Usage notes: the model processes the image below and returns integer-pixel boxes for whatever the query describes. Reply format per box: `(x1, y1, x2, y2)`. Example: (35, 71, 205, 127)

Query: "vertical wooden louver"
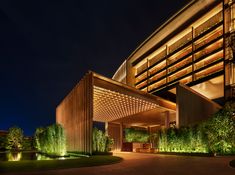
(56, 72, 93, 154)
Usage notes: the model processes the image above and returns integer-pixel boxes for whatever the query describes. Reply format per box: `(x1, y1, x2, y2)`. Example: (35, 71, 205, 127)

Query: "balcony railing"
(169, 32, 192, 54)
(149, 49, 166, 67)
(194, 40, 223, 61)
(168, 56, 192, 74)
(134, 9, 224, 93)
(195, 12, 223, 38)
(194, 28, 223, 50)
(136, 62, 148, 76)
(168, 46, 192, 65)
(195, 62, 223, 80)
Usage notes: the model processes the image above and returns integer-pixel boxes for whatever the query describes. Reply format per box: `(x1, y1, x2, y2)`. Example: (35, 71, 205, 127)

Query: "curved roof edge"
(112, 60, 127, 81)
(125, 0, 208, 64)
(126, 0, 221, 63)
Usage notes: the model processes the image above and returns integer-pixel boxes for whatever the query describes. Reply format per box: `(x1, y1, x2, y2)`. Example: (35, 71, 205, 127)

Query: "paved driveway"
(4, 152, 235, 175)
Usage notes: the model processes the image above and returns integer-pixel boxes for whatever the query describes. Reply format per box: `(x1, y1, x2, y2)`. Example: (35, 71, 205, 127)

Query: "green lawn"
(0, 155, 122, 173)
(230, 159, 235, 168)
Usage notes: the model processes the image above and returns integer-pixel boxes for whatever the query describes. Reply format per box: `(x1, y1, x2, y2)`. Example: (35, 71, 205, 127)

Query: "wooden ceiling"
(93, 86, 159, 122)
(91, 72, 176, 123)
(93, 85, 176, 124)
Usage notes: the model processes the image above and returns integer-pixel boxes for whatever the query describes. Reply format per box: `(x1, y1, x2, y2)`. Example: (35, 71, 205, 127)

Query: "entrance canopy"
(56, 71, 175, 154)
(92, 72, 176, 122)
(93, 86, 158, 122)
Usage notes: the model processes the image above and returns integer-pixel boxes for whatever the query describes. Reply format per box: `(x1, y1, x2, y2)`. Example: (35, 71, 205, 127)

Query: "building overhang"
(92, 72, 176, 122)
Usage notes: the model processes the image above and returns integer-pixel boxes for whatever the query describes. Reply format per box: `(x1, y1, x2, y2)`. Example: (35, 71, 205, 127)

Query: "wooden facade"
(56, 73, 222, 153)
(56, 71, 175, 154)
(107, 123, 121, 151)
(176, 83, 221, 127)
(56, 72, 93, 154)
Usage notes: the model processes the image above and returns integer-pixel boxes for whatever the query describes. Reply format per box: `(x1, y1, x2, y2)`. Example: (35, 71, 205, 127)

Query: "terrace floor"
(3, 152, 235, 175)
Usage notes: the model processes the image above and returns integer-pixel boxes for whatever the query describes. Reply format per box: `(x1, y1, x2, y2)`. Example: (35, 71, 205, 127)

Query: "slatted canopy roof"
(56, 71, 176, 153)
(93, 86, 159, 122)
(92, 72, 176, 122)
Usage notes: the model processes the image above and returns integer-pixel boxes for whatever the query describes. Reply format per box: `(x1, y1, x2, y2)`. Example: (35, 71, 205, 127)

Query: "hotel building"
(56, 0, 235, 154)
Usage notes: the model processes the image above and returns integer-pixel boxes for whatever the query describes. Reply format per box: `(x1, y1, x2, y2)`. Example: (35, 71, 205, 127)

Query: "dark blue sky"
(0, 0, 190, 136)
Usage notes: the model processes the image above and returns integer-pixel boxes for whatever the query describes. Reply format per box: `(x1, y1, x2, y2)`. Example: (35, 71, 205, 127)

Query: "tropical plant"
(204, 102, 235, 154)
(34, 127, 45, 151)
(34, 124, 66, 156)
(159, 128, 167, 152)
(92, 128, 113, 152)
(158, 125, 208, 153)
(5, 126, 24, 151)
(157, 101, 235, 154)
(125, 128, 149, 143)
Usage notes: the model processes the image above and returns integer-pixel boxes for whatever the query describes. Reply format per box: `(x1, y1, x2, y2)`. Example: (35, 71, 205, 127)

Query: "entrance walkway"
(4, 152, 235, 175)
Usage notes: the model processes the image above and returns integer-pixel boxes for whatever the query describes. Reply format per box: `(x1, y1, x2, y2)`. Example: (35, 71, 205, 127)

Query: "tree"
(34, 127, 45, 151)
(34, 124, 66, 156)
(5, 126, 24, 151)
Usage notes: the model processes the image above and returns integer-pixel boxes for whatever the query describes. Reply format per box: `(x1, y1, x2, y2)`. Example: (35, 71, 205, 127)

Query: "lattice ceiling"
(93, 86, 160, 122)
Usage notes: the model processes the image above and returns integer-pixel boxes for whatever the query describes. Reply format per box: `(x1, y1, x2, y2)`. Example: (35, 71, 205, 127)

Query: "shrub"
(34, 124, 66, 156)
(159, 128, 167, 152)
(157, 101, 235, 154)
(158, 125, 208, 153)
(125, 128, 149, 143)
(204, 102, 235, 154)
(34, 127, 45, 151)
(92, 128, 113, 153)
(5, 126, 24, 151)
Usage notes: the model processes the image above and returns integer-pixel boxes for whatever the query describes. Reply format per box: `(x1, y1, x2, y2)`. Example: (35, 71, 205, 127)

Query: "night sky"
(0, 0, 190, 136)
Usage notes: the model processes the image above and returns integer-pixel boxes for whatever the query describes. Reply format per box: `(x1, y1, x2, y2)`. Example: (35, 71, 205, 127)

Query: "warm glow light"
(112, 60, 127, 83)
(192, 3, 222, 29)
(93, 86, 159, 122)
(7, 152, 22, 161)
(191, 75, 224, 99)
(132, 2, 224, 95)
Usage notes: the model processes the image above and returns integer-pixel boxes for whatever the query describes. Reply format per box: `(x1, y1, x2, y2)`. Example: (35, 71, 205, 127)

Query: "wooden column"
(105, 122, 108, 136)
(107, 122, 121, 151)
(165, 111, 170, 128)
(120, 122, 123, 151)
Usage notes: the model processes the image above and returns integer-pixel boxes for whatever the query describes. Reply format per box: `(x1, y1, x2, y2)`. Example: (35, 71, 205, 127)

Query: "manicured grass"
(0, 155, 122, 173)
(229, 159, 235, 168)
